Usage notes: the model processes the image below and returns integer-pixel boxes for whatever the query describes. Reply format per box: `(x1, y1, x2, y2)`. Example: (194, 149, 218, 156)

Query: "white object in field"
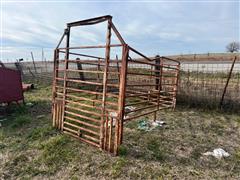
(152, 120, 166, 127)
(108, 112, 117, 127)
(106, 112, 129, 127)
(125, 106, 136, 113)
(203, 148, 230, 159)
(26, 102, 34, 107)
(0, 118, 7, 122)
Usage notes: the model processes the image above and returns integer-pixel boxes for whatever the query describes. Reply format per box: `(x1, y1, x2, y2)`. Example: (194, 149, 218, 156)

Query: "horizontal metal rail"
(56, 77, 119, 87)
(63, 130, 100, 147)
(59, 86, 118, 98)
(124, 109, 160, 122)
(65, 115, 100, 129)
(65, 93, 118, 106)
(64, 121, 99, 137)
(65, 105, 102, 118)
(58, 44, 122, 50)
(59, 50, 105, 60)
(125, 104, 158, 114)
(65, 110, 101, 125)
(64, 99, 118, 113)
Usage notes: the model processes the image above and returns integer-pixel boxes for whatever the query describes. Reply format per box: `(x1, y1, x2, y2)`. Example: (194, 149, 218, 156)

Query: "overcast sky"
(0, 0, 239, 62)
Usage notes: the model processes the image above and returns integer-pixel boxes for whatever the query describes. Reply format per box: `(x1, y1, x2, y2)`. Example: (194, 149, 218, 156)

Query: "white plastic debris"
(0, 118, 7, 122)
(152, 120, 166, 127)
(138, 120, 166, 131)
(108, 112, 117, 127)
(203, 148, 230, 159)
(125, 106, 136, 114)
(26, 102, 34, 107)
(36, 115, 45, 119)
(106, 112, 128, 127)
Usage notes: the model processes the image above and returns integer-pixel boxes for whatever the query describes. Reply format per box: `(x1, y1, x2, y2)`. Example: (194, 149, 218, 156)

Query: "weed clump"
(119, 145, 128, 156)
(112, 157, 128, 177)
(27, 126, 56, 141)
(11, 115, 31, 128)
(147, 139, 166, 161)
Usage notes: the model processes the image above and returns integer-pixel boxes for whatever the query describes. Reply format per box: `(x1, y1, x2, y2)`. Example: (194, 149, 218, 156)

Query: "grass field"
(0, 85, 240, 179)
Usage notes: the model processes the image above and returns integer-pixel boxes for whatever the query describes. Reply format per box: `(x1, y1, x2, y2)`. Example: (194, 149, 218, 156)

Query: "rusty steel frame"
(52, 15, 180, 155)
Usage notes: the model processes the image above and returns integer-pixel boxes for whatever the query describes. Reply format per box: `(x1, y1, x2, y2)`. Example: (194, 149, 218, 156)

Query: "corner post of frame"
(173, 62, 180, 109)
(114, 44, 129, 155)
(155, 55, 161, 90)
(100, 17, 112, 150)
(154, 55, 161, 121)
(61, 27, 71, 131)
(52, 48, 59, 127)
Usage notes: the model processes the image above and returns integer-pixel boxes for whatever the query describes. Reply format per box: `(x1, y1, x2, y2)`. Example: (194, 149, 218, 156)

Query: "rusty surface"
(51, 15, 180, 155)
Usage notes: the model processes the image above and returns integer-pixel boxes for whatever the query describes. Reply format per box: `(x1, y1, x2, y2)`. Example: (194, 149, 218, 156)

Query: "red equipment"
(0, 66, 24, 104)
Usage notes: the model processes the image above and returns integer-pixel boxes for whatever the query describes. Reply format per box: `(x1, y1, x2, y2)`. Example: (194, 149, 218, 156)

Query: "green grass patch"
(111, 157, 128, 178)
(118, 145, 128, 156)
(10, 115, 32, 128)
(37, 135, 77, 174)
(147, 139, 167, 161)
(27, 126, 57, 141)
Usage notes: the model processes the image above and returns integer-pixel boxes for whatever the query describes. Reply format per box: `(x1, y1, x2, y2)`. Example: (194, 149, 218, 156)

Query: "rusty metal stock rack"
(52, 15, 180, 155)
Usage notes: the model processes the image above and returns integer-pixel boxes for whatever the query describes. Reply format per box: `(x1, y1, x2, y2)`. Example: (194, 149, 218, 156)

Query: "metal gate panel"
(51, 15, 180, 155)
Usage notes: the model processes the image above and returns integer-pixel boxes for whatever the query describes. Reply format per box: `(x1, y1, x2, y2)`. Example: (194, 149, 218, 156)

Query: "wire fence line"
(2, 57, 240, 111)
(178, 58, 240, 111)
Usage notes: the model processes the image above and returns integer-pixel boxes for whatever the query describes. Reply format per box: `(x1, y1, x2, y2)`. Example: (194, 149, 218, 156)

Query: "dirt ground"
(0, 85, 239, 179)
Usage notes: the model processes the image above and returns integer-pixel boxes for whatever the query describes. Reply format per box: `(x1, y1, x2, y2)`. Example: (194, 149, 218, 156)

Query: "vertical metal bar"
(52, 49, 59, 127)
(108, 117, 113, 152)
(104, 116, 109, 150)
(56, 102, 59, 128)
(61, 27, 70, 131)
(53, 103, 56, 127)
(173, 63, 180, 109)
(156, 57, 163, 112)
(76, 58, 85, 80)
(219, 56, 237, 108)
(114, 44, 128, 155)
(100, 18, 112, 150)
(159, 58, 163, 91)
(94, 58, 101, 107)
(155, 55, 161, 89)
(45, 58, 48, 73)
(116, 55, 120, 83)
(153, 111, 157, 121)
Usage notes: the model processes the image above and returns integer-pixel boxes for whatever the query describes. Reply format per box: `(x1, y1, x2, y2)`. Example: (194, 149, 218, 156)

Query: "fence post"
(61, 27, 70, 131)
(219, 56, 237, 109)
(155, 55, 161, 90)
(31, 52, 37, 74)
(52, 49, 59, 127)
(114, 44, 128, 155)
(76, 58, 85, 81)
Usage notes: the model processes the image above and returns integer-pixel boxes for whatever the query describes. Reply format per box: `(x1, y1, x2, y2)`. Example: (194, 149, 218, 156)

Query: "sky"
(0, 0, 239, 62)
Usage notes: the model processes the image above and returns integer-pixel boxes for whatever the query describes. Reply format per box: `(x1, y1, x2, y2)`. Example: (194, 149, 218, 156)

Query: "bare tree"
(226, 41, 240, 53)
